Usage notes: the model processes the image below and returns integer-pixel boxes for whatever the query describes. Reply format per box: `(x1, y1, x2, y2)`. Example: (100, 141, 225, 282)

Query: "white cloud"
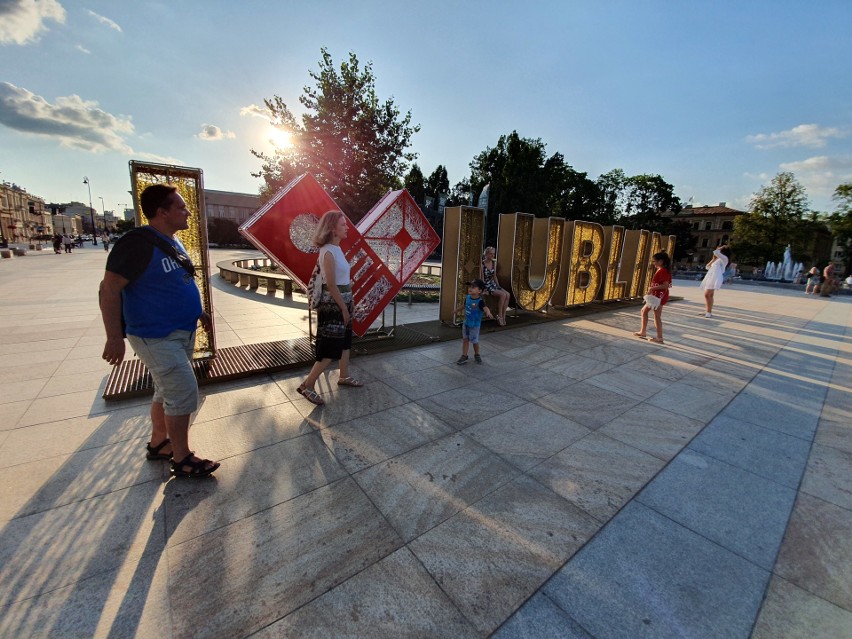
(779, 155, 852, 204)
(85, 8, 121, 32)
(0, 81, 134, 153)
(0, 0, 66, 45)
(75, 43, 90, 54)
(134, 151, 184, 165)
(197, 123, 236, 141)
(746, 124, 846, 150)
(240, 104, 271, 122)
(744, 172, 771, 181)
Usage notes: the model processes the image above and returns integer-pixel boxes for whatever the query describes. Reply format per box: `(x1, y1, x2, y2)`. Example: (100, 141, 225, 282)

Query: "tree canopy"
(251, 48, 419, 221)
(828, 183, 852, 273)
(733, 172, 827, 265)
(466, 131, 682, 244)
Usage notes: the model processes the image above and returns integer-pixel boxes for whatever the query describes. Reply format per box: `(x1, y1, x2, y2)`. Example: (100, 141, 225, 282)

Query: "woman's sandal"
(497, 315, 506, 326)
(632, 332, 647, 338)
(648, 337, 665, 344)
(170, 453, 220, 478)
(337, 377, 364, 387)
(146, 438, 172, 460)
(297, 384, 325, 405)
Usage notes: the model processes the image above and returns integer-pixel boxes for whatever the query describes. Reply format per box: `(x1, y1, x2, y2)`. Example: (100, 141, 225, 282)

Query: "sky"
(1, 0, 851, 217)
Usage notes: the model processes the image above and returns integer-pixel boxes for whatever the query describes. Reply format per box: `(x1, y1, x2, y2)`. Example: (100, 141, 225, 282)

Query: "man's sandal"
(337, 377, 364, 387)
(170, 453, 220, 478)
(146, 438, 172, 460)
(297, 385, 325, 405)
(648, 337, 665, 344)
(632, 332, 647, 339)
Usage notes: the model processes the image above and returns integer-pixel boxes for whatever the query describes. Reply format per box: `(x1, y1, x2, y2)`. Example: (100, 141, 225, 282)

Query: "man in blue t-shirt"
(99, 184, 219, 478)
(453, 278, 494, 365)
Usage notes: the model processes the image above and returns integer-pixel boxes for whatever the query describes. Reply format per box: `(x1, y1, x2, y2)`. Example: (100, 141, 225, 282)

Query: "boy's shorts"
(462, 325, 481, 344)
(127, 330, 199, 415)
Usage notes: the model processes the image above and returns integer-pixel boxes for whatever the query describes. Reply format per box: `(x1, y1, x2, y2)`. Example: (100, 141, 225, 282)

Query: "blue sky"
(1, 0, 850, 217)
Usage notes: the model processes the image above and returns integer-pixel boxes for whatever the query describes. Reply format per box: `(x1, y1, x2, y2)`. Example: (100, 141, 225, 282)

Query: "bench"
(217, 258, 294, 297)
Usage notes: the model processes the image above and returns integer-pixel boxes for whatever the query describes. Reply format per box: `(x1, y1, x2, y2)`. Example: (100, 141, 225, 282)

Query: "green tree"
(828, 183, 852, 273)
(251, 48, 420, 221)
(735, 172, 809, 264)
(593, 169, 627, 224)
(404, 164, 426, 209)
(621, 174, 682, 230)
(542, 154, 601, 222)
(469, 131, 558, 242)
(425, 165, 450, 202)
(115, 219, 136, 234)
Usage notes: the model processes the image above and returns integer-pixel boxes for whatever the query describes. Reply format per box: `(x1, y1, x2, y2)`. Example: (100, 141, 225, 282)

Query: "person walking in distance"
(99, 184, 219, 478)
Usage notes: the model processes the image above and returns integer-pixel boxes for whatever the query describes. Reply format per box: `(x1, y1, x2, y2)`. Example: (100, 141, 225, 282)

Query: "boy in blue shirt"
(454, 279, 494, 364)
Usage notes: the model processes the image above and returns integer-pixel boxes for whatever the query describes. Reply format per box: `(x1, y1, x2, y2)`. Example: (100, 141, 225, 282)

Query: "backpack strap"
(125, 227, 195, 276)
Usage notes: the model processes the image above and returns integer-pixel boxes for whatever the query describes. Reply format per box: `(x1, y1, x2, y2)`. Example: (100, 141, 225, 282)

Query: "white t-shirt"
(318, 244, 350, 287)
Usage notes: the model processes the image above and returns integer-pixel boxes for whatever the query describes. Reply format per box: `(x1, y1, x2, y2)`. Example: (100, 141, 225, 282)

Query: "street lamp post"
(82, 177, 97, 245)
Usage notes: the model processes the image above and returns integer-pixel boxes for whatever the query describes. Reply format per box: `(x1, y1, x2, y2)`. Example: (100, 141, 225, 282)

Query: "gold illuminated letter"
(565, 221, 605, 306)
(496, 213, 564, 312)
(601, 225, 627, 301)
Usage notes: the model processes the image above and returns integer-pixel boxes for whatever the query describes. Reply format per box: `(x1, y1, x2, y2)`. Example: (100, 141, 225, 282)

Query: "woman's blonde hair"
(483, 246, 496, 258)
(313, 210, 345, 247)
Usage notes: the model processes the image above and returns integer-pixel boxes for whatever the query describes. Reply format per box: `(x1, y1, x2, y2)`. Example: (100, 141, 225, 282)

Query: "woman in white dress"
(700, 245, 732, 318)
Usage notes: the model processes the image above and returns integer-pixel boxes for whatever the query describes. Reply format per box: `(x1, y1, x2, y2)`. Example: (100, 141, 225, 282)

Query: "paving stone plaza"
(1, 245, 850, 638)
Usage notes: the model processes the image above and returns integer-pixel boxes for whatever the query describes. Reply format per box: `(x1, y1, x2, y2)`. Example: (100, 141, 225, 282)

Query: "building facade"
(51, 214, 83, 236)
(663, 203, 745, 266)
(1, 182, 52, 245)
(204, 189, 261, 225)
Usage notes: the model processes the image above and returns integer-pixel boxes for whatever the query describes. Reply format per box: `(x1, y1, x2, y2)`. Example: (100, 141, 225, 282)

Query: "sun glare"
(267, 126, 293, 149)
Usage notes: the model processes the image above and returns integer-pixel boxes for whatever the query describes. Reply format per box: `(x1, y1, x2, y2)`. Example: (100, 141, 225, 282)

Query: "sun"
(267, 126, 293, 149)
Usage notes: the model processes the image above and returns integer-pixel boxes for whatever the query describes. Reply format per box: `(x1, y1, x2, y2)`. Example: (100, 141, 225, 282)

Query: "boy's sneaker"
(456, 355, 469, 365)
(474, 354, 482, 364)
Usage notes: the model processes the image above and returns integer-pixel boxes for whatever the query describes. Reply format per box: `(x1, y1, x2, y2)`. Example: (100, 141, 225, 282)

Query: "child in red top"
(634, 251, 672, 344)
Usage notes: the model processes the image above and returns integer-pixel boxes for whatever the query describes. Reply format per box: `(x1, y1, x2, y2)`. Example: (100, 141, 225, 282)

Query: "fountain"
(762, 245, 804, 282)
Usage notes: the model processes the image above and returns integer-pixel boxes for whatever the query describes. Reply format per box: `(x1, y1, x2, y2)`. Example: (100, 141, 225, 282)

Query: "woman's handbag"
(643, 294, 661, 310)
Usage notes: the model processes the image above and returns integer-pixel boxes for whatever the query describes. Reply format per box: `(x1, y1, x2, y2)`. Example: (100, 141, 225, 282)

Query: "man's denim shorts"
(462, 325, 481, 344)
(127, 330, 198, 415)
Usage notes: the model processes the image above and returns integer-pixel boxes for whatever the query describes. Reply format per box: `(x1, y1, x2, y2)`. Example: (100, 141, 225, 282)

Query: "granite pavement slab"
(599, 403, 705, 461)
(319, 402, 455, 473)
(528, 431, 665, 522)
(752, 575, 852, 639)
(774, 492, 852, 610)
(415, 383, 527, 430)
(409, 474, 600, 634)
(688, 413, 812, 489)
(252, 547, 478, 639)
(543, 500, 770, 639)
(463, 403, 590, 470)
(534, 381, 639, 430)
(164, 431, 348, 546)
(492, 593, 593, 639)
(166, 478, 402, 639)
(637, 449, 797, 569)
(353, 432, 519, 542)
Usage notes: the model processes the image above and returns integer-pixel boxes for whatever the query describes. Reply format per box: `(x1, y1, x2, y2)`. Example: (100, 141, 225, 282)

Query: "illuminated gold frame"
(440, 206, 485, 325)
(601, 225, 628, 301)
(129, 161, 215, 360)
